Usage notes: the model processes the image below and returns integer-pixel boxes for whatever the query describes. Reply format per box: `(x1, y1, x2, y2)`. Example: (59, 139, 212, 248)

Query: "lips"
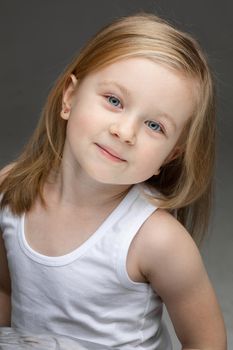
(95, 143, 126, 162)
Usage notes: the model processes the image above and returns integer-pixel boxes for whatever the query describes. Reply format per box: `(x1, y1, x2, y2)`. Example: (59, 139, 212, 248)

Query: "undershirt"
(0, 184, 172, 349)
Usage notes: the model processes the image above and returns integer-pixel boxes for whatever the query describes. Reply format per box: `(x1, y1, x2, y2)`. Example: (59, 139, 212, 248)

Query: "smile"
(95, 143, 126, 162)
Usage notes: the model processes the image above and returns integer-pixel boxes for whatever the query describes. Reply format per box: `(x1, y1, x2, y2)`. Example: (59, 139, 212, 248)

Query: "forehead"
(87, 57, 196, 97)
(88, 57, 194, 85)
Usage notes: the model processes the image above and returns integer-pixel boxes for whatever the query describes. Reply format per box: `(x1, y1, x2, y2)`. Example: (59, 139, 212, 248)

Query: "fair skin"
(0, 164, 13, 326)
(0, 228, 11, 326)
(0, 58, 227, 349)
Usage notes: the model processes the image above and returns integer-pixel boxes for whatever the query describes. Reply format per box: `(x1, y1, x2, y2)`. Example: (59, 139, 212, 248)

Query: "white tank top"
(0, 184, 172, 349)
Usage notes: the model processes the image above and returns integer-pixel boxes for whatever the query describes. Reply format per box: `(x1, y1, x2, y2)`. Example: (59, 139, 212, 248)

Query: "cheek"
(137, 139, 177, 177)
(139, 140, 172, 163)
(67, 108, 96, 137)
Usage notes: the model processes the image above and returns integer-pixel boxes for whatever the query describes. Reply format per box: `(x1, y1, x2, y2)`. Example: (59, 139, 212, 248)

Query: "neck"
(45, 162, 132, 210)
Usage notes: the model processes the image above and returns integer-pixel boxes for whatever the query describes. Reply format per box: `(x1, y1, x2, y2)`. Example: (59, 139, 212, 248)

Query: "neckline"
(18, 185, 140, 266)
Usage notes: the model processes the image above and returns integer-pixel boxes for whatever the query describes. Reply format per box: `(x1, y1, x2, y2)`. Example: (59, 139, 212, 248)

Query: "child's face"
(61, 57, 196, 186)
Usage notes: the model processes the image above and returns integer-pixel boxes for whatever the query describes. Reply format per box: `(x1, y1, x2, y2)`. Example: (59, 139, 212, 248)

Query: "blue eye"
(107, 95, 122, 108)
(145, 120, 163, 133)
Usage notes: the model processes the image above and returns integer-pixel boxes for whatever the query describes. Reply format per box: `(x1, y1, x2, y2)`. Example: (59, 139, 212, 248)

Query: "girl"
(0, 13, 227, 350)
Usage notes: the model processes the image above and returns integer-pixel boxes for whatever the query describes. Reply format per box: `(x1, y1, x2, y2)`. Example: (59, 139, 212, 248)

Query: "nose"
(109, 119, 136, 145)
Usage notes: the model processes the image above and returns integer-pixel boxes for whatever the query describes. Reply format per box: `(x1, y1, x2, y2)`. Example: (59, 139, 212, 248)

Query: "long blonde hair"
(0, 13, 216, 244)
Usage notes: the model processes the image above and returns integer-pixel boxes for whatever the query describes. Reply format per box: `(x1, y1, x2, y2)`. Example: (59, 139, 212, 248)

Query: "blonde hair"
(0, 13, 216, 244)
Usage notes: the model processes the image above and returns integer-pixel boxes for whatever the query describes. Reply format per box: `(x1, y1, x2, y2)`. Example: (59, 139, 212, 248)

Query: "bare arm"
(0, 164, 14, 326)
(0, 228, 11, 326)
(138, 209, 227, 350)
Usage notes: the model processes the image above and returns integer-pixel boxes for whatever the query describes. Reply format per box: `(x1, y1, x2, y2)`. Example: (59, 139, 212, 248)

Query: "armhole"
(116, 202, 157, 291)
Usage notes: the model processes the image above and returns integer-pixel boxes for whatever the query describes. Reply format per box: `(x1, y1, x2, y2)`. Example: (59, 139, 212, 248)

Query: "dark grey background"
(0, 1, 232, 348)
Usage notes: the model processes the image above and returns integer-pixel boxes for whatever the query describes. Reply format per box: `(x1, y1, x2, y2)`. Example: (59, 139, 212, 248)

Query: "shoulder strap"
(115, 190, 157, 290)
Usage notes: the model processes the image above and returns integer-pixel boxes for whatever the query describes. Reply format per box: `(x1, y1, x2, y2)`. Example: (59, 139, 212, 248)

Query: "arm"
(138, 209, 227, 350)
(0, 228, 11, 326)
(0, 164, 14, 326)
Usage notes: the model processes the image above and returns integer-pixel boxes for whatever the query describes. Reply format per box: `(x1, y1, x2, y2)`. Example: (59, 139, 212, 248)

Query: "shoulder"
(137, 208, 205, 297)
(138, 208, 197, 256)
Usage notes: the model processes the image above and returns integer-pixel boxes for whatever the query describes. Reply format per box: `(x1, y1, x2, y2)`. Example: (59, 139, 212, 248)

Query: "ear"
(165, 146, 183, 163)
(61, 74, 78, 120)
(154, 146, 183, 176)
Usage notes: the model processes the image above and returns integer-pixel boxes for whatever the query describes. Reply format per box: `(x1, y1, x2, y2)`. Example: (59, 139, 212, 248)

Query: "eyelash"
(145, 120, 165, 134)
(106, 94, 122, 108)
(105, 94, 165, 134)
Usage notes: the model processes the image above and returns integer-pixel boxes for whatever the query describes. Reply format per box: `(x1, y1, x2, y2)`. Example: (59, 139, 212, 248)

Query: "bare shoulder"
(138, 208, 204, 296)
(139, 208, 199, 260)
(0, 163, 16, 184)
(141, 207, 193, 245)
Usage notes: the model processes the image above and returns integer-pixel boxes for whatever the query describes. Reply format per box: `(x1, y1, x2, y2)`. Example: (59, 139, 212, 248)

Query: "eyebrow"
(98, 80, 177, 131)
(98, 80, 131, 97)
(158, 112, 177, 132)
